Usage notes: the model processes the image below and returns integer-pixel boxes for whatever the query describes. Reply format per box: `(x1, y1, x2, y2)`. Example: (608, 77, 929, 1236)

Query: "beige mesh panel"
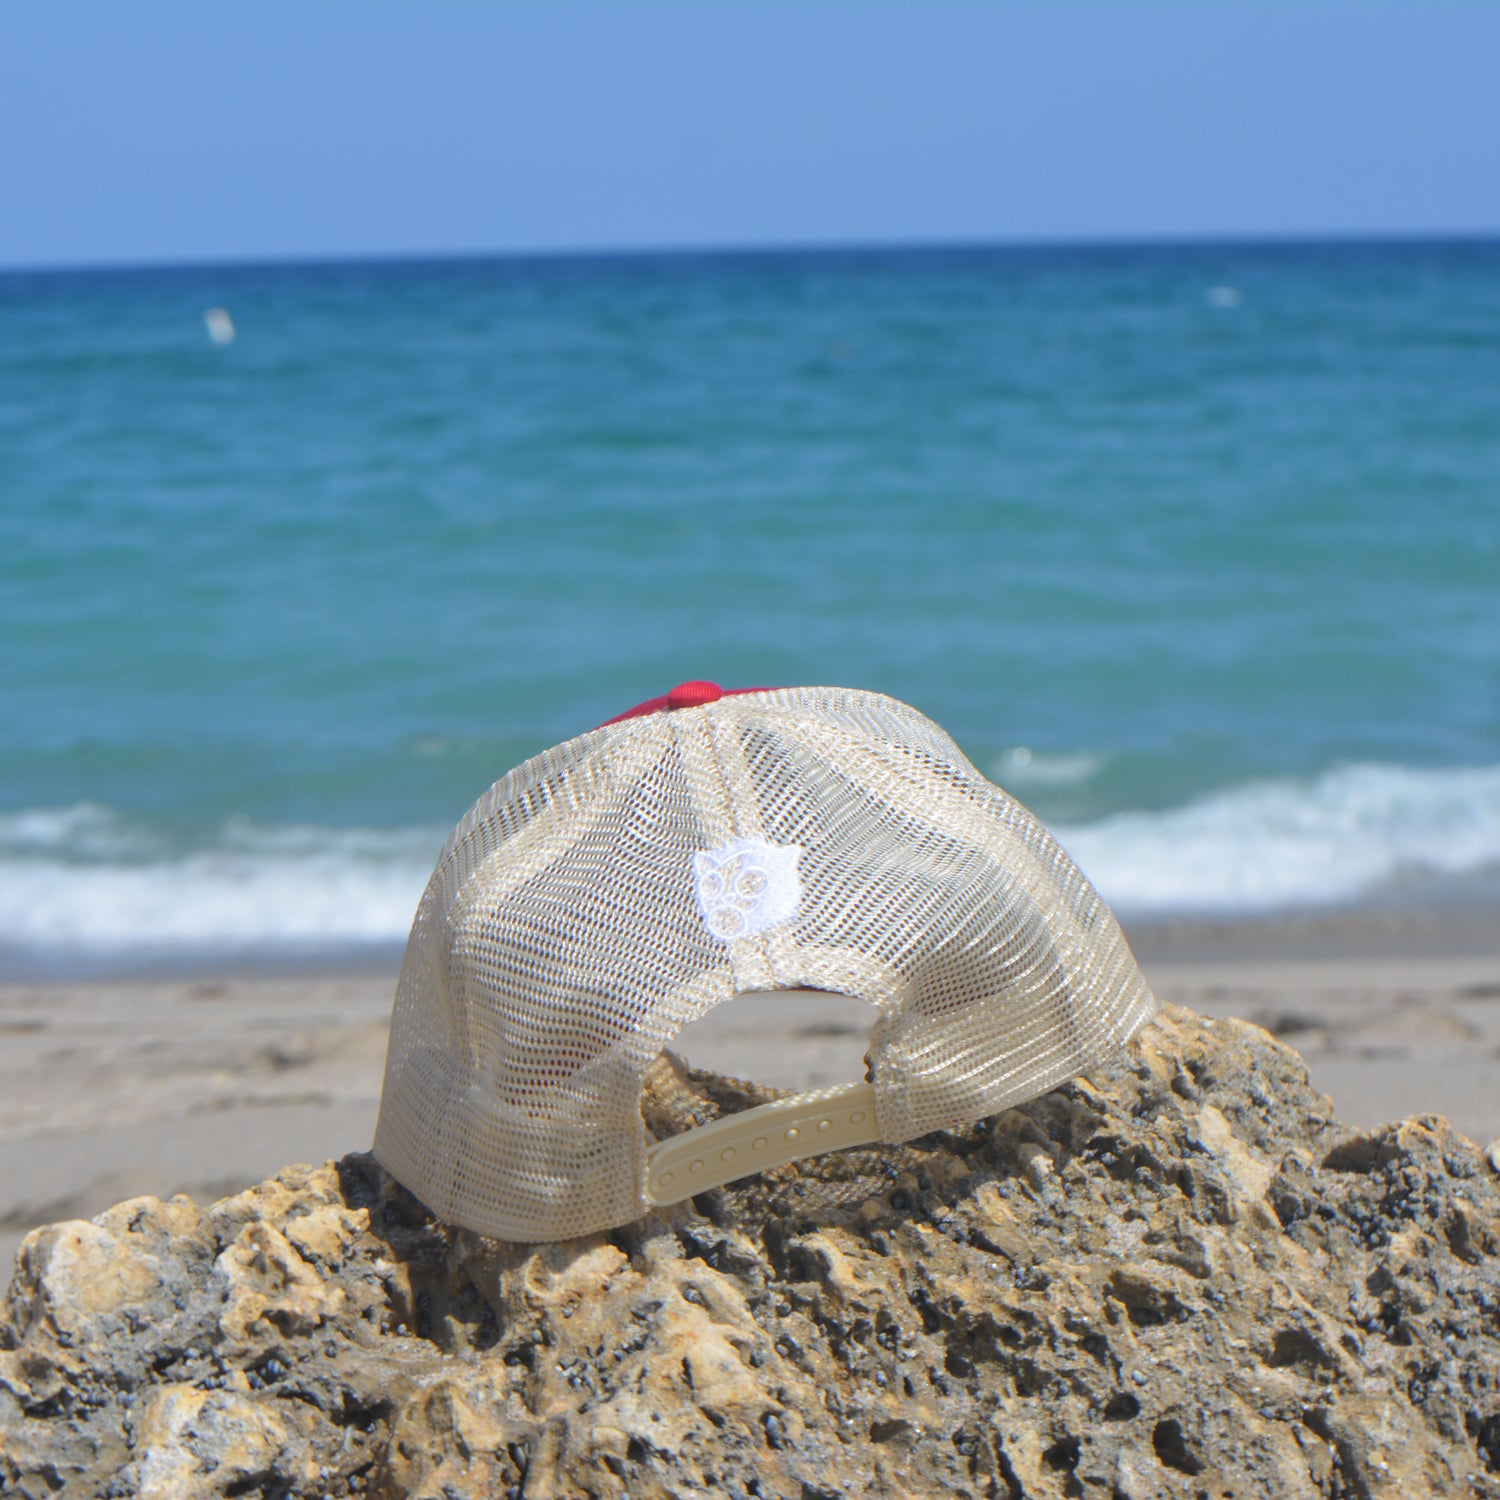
(374, 687, 1156, 1242)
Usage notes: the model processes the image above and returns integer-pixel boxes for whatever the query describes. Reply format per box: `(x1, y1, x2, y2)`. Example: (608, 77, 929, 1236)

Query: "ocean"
(2, 240, 1497, 975)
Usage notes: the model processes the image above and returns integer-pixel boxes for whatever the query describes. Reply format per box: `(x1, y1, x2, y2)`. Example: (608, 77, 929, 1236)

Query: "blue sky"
(4, 1, 1498, 269)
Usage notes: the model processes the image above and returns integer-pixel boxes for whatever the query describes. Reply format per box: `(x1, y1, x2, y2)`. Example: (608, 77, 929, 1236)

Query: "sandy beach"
(4, 910, 1499, 1275)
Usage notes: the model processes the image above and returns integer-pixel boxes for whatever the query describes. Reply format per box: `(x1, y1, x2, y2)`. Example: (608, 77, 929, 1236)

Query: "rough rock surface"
(4, 1004, 1500, 1499)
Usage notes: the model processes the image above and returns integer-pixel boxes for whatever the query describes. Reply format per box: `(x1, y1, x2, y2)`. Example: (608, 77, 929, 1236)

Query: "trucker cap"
(374, 683, 1156, 1242)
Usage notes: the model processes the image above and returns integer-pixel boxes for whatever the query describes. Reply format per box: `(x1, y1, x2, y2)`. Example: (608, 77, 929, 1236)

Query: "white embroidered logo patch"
(692, 838, 802, 941)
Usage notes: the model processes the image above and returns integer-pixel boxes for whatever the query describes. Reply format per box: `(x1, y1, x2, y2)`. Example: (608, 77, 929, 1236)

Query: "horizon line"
(5, 226, 1500, 280)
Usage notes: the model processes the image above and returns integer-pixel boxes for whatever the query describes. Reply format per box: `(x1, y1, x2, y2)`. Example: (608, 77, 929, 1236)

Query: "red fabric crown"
(598, 681, 775, 728)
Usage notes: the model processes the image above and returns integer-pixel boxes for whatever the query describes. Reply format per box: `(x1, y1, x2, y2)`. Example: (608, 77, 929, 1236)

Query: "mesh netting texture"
(373, 687, 1156, 1241)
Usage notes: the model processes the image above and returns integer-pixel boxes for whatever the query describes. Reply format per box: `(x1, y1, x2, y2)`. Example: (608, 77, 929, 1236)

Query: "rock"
(134, 1384, 327, 1500)
(3, 1004, 1500, 1499)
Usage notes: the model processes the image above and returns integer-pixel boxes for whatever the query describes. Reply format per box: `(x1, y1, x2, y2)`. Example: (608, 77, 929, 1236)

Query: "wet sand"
(4, 911, 1499, 1274)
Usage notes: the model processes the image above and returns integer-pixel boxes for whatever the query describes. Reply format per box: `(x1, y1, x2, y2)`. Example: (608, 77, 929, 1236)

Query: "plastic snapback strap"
(644, 1081, 881, 1205)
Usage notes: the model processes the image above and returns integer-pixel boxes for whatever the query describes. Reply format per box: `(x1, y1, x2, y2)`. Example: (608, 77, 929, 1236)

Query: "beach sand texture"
(4, 918, 1499, 1277)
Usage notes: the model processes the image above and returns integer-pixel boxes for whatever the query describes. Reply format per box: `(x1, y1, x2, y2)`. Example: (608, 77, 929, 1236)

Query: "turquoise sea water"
(2, 241, 1498, 973)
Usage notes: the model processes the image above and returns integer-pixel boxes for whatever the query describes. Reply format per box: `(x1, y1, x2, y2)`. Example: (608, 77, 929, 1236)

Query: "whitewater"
(1, 757, 1496, 972)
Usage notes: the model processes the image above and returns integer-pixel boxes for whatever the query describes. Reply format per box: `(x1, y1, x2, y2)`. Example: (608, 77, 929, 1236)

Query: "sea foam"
(1055, 760, 1500, 917)
(0, 808, 440, 967)
(1, 760, 1497, 968)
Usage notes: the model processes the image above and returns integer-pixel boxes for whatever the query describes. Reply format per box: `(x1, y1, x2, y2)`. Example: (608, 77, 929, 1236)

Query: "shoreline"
(4, 904, 1499, 1275)
(5, 894, 1500, 984)
(1125, 897, 1500, 964)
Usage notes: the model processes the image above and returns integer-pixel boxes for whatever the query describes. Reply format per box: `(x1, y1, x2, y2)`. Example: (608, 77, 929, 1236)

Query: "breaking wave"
(2, 760, 1497, 969)
(1055, 760, 1500, 917)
